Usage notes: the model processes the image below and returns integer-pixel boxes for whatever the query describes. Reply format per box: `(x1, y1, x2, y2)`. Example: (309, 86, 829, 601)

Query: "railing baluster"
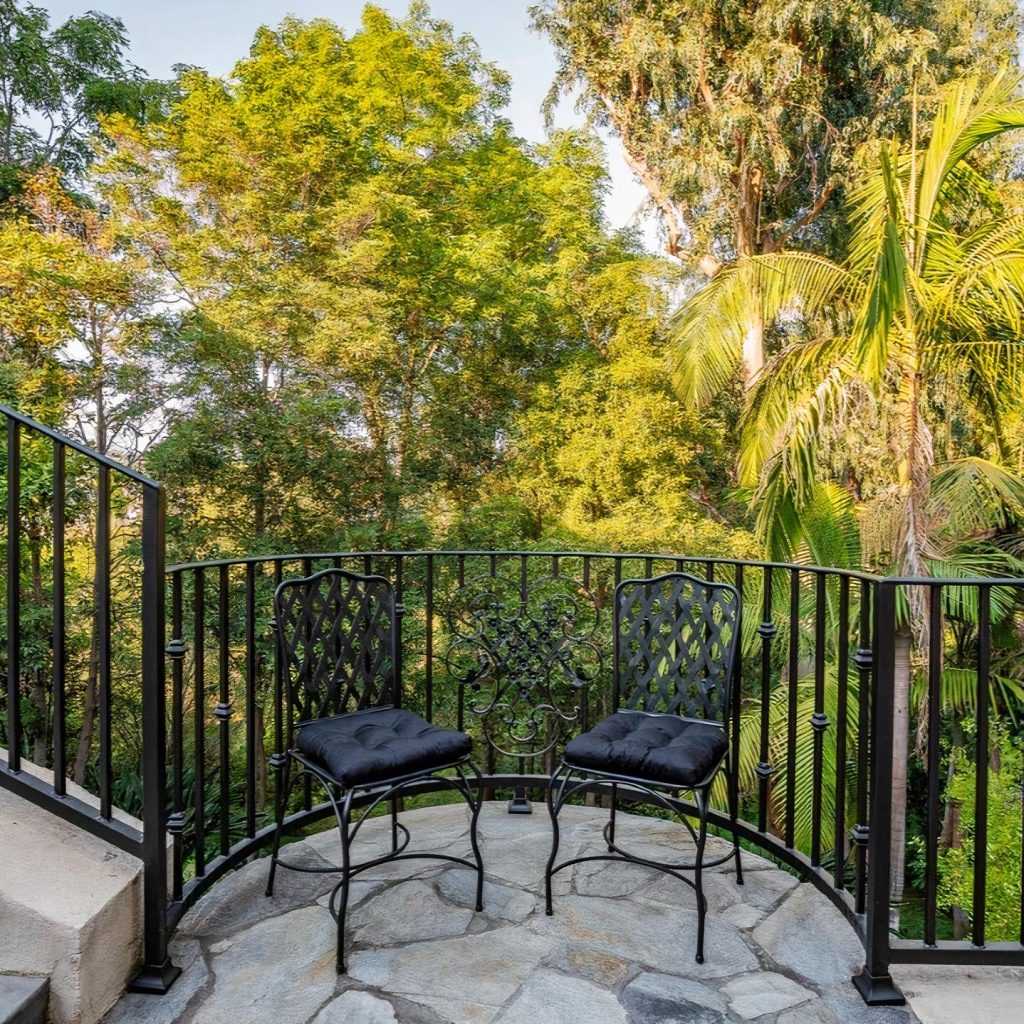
(730, 563, 743, 838)
(973, 585, 990, 948)
(756, 566, 775, 833)
(245, 563, 257, 839)
(52, 442, 66, 792)
(270, 560, 286, 818)
(811, 572, 828, 866)
(168, 571, 185, 901)
(193, 568, 206, 877)
(923, 583, 942, 945)
(425, 554, 434, 723)
(834, 575, 850, 890)
(216, 564, 231, 855)
(5, 418, 21, 771)
(97, 464, 112, 820)
(786, 568, 799, 848)
(854, 580, 872, 915)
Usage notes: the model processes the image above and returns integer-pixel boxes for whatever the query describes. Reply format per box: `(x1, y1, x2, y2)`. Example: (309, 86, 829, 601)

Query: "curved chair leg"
(265, 756, 295, 898)
(607, 781, 618, 852)
(334, 788, 355, 974)
(544, 764, 566, 916)
(694, 787, 709, 964)
(390, 795, 400, 853)
(455, 762, 486, 912)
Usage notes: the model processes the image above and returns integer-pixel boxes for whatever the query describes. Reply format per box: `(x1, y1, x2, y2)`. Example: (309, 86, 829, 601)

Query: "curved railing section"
(4, 406, 1023, 1004)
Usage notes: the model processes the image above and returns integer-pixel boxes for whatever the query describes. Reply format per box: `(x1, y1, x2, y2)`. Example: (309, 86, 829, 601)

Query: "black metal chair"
(543, 571, 743, 963)
(265, 567, 485, 972)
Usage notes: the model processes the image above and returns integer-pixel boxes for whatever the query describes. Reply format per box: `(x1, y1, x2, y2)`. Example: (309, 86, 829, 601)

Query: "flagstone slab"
(526, 894, 758, 979)
(349, 879, 475, 946)
(437, 868, 536, 923)
(312, 990, 400, 1023)
(190, 906, 337, 1024)
(753, 885, 864, 985)
(346, 926, 558, 1023)
(495, 969, 626, 1024)
(179, 843, 339, 939)
(721, 971, 816, 1020)
(620, 971, 729, 1023)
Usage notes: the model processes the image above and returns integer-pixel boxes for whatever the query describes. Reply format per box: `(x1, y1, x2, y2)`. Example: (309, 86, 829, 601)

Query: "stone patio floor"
(103, 802, 923, 1024)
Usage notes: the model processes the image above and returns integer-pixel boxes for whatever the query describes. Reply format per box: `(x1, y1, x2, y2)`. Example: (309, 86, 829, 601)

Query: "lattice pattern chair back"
(614, 572, 740, 721)
(274, 568, 398, 731)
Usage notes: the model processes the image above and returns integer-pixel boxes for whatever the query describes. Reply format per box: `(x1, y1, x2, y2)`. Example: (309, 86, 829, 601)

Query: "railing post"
(129, 482, 181, 993)
(853, 578, 905, 1005)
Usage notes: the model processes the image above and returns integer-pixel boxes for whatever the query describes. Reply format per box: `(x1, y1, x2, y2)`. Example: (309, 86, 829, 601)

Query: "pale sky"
(44, 0, 657, 245)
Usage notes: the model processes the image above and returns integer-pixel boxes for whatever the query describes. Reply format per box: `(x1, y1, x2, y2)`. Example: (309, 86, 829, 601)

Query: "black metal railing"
(2, 406, 1023, 1003)
(0, 403, 174, 991)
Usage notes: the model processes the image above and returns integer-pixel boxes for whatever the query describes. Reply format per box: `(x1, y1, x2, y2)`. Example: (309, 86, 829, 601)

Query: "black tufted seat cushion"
(564, 710, 727, 788)
(296, 706, 472, 787)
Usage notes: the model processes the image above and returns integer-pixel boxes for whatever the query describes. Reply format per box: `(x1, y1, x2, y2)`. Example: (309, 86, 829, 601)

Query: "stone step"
(0, 974, 48, 1024)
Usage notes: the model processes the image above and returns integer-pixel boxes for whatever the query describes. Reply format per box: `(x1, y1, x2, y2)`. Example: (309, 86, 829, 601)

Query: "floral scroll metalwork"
(444, 572, 603, 764)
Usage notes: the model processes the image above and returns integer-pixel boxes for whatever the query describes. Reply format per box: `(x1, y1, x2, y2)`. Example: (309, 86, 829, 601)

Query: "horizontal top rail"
(165, 549, 886, 582)
(0, 403, 162, 489)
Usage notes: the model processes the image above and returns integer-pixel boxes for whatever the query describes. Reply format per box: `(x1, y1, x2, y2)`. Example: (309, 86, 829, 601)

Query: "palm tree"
(671, 71, 1024, 921)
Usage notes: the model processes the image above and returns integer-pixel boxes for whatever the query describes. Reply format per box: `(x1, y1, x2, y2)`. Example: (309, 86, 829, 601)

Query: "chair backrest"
(273, 568, 399, 733)
(614, 571, 740, 723)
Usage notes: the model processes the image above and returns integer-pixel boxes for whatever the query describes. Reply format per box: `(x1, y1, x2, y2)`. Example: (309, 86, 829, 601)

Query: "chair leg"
(607, 781, 618, 852)
(694, 787, 709, 964)
(544, 764, 565, 916)
(466, 764, 485, 912)
(331, 789, 355, 974)
(265, 757, 294, 898)
(390, 795, 399, 853)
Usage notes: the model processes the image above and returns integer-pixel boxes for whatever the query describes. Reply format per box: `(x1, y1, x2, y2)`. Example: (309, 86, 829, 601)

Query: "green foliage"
(0, 0, 170, 197)
(672, 72, 1024, 579)
(938, 726, 1023, 941)
(531, 0, 1020, 266)
(96, 6, 652, 558)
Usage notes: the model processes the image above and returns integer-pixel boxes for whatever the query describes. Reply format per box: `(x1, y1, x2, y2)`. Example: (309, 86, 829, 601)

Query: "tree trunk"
(73, 623, 100, 785)
(889, 624, 913, 929)
(741, 315, 764, 386)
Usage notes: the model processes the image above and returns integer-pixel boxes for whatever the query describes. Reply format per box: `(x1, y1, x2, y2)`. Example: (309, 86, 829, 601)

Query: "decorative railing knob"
(757, 622, 777, 640)
(851, 823, 870, 848)
(213, 702, 233, 721)
(810, 712, 830, 733)
(854, 647, 873, 671)
(166, 810, 186, 835)
(165, 637, 186, 660)
(755, 761, 773, 780)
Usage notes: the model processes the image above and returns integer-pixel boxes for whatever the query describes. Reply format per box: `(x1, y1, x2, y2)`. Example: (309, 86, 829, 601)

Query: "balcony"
(2, 406, 1023, 1023)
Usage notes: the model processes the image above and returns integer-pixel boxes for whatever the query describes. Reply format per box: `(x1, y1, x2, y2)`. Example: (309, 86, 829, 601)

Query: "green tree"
(0, 0, 168, 198)
(99, 6, 630, 554)
(531, 0, 1020, 383)
(486, 255, 754, 555)
(938, 726, 1022, 941)
(670, 71, 1024, 915)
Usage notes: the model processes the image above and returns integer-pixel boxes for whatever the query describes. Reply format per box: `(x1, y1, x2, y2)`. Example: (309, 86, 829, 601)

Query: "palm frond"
(917, 70, 1024, 232)
(669, 253, 855, 406)
(930, 458, 1024, 537)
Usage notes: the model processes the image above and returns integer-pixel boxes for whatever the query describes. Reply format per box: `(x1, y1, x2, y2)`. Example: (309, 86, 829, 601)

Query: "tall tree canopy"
(532, 0, 1021, 381)
(0, 0, 169, 198)
(98, 5, 648, 556)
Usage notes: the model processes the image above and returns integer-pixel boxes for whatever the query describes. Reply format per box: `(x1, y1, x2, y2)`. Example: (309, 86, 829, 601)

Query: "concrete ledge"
(0, 974, 48, 1024)
(0, 759, 148, 1024)
(892, 964, 1024, 1024)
